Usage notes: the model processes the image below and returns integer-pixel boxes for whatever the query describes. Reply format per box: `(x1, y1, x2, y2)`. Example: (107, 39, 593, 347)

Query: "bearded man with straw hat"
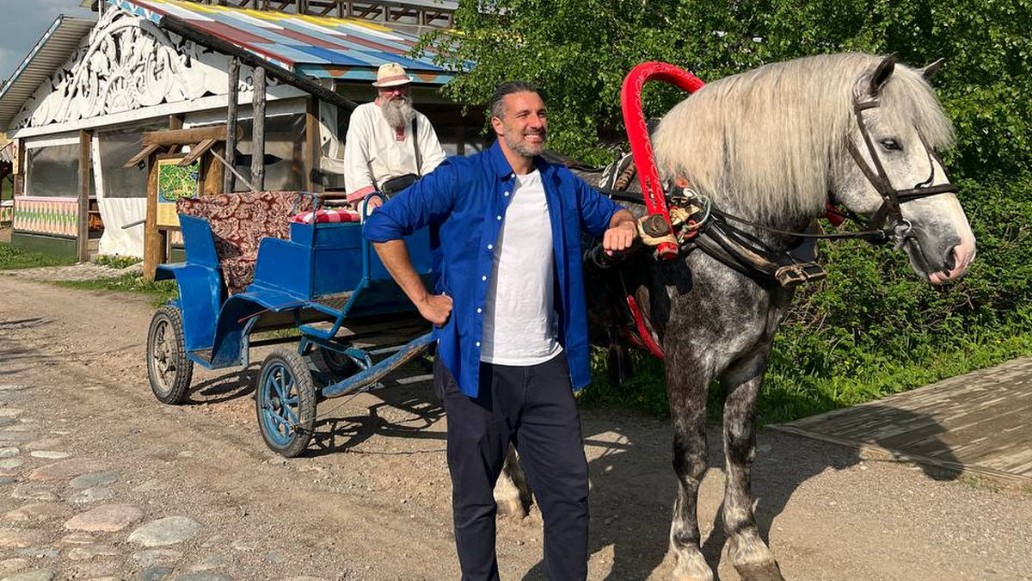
(343, 62, 446, 206)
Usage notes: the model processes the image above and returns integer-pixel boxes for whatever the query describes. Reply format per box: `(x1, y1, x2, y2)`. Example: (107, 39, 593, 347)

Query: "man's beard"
(505, 128, 547, 158)
(381, 96, 415, 129)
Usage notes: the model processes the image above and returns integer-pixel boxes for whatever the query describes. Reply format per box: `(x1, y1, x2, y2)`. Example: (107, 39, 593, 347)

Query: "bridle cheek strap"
(846, 97, 958, 232)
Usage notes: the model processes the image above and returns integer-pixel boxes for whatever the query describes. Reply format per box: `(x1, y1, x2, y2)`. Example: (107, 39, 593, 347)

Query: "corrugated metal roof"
(111, 0, 460, 83)
(0, 16, 96, 132)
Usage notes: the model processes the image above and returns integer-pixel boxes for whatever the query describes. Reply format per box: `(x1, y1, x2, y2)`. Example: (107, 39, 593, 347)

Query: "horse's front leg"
(721, 347, 784, 581)
(667, 349, 714, 581)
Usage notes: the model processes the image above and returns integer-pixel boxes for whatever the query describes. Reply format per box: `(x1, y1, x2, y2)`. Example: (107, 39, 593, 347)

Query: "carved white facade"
(10, 6, 302, 135)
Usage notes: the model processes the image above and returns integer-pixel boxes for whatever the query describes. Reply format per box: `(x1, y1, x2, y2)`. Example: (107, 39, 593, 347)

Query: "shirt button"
(481, 275, 487, 281)
(487, 244, 493, 250)
(477, 308, 482, 314)
(496, 215, 502, 221)
(475, 341, 481, 347)
(504, 191, 510, 197)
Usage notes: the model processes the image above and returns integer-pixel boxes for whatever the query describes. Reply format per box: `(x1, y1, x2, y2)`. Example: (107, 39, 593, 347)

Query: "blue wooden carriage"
(146, 191, 433, 457)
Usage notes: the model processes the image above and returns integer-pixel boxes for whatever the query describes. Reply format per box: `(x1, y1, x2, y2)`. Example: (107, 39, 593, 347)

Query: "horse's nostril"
(943, 246, 957, 273)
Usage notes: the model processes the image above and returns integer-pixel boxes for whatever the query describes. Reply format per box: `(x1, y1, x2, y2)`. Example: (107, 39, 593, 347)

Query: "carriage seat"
(176, 191, 313, 294)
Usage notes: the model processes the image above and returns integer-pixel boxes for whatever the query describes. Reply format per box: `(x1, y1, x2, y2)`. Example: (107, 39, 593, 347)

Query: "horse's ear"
(919, 58, 946, 81)
(869, 55, 897, 97)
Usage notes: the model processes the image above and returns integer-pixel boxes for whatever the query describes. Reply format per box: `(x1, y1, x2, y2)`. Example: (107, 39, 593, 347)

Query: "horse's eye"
(880, 138, 902, 151)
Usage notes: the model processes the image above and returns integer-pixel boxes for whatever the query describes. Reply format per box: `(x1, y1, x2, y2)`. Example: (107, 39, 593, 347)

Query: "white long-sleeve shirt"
(342, 101, 446, 202)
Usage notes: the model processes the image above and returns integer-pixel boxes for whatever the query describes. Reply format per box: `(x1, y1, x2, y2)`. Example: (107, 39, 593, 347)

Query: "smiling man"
(364, 81, 637, 581)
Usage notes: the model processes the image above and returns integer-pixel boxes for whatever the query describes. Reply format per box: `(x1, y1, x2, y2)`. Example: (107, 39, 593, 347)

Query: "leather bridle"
(844, 93, 958, 236)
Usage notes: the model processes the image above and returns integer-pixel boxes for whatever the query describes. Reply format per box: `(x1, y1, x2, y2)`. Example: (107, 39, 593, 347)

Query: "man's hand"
(602, 219, 638, 255)
(416, 293, 453, 326)
(363, 196, 384, 212)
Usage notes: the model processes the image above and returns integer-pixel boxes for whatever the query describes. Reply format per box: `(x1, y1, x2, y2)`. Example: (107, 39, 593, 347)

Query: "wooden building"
(0, 0, 477, 260)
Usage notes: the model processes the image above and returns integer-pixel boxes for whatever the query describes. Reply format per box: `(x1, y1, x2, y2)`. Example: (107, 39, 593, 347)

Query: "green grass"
(759, 331, 1032, 424)
(93, 254, 142, 269)
(0, 241, 75, 270)
(579, 329, 1032, 425)
(55, 274, 178, 307)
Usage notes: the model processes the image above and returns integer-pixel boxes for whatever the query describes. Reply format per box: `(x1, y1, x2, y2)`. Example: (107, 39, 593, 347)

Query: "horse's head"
(834, 56, 976, 285)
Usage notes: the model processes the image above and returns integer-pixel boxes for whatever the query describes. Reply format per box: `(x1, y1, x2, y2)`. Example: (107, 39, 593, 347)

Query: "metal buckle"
(774, 262, 827, 288)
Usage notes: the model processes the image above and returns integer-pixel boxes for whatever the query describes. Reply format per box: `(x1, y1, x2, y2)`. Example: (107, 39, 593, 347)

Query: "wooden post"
(13, 140, 24, 198)
(251, 66, 266, 191)
(76, 130, 92, 263)
(225, 57, 239, 194)
(305, 96, 321, 192)
(143, 153, 161, 280)
(203, 143, 225, 196)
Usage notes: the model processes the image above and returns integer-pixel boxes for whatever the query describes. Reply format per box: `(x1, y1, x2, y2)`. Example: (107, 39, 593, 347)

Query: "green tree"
(419, 0, 1032, 419)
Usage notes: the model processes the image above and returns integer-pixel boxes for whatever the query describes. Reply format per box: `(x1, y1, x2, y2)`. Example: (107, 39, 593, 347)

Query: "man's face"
(378, 85, 415, 129)
(377, 85, 410, 103)
(492, 91, 547, 158)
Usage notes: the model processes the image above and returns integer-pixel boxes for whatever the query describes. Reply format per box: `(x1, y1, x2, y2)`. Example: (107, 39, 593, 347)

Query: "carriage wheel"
(256, 349, 317, 457)
(309, 346, 361, 382)
(147, 306, 194, 405)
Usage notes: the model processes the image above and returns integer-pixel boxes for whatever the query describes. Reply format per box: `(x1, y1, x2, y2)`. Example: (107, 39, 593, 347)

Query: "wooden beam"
(143, 126, 239, 147)
(305, 96, 321, 192)
(124, 144, 162, 169)
(76, 130, 92, 263)
(251, 66, 267, 192)
(179, 138, 218, 167)
(224, 57, 240, 194)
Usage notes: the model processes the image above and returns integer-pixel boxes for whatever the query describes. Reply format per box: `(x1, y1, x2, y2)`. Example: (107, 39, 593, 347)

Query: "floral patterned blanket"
(176, 192, 312, 294)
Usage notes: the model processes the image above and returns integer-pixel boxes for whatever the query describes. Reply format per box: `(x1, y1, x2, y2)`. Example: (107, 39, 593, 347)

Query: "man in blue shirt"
(364, 81, 636, 580)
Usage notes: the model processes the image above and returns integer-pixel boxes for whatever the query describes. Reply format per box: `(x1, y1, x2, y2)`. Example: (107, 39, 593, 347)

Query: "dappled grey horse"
(494, 53, 975, 581)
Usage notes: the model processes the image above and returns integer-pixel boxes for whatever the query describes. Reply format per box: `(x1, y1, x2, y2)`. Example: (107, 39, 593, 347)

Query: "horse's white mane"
(652, 53, 954, 223)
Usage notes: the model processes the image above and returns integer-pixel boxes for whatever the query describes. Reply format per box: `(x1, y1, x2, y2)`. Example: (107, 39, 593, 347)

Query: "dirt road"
(0, 272, 1029, 581)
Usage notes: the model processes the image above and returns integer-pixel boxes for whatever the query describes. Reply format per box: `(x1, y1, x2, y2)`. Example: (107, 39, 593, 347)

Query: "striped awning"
(110, 0, 460, 84)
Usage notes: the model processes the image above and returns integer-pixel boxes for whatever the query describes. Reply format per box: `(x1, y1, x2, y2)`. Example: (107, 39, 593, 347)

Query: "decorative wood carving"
(10, 7, 280, 131)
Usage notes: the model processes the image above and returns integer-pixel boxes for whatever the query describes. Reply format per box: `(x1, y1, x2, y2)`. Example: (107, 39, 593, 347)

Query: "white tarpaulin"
(94, 129, 150, 257)
(97, 197, 146, 257)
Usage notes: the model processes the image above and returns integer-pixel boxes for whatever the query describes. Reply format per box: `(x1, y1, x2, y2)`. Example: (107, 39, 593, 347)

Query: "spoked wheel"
(255, 349, 317, 457)
(310, 346, 361, 382)
(147, 306, 194, 404)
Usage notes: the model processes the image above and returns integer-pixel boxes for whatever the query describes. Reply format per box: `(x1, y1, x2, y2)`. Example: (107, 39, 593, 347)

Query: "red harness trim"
(825, 202, 847, 227)
(620, 62, 706, 260)
(625, 294, 664, 359)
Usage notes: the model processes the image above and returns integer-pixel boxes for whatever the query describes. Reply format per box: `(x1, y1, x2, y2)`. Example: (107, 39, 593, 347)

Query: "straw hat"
(372, 63, 413, 88)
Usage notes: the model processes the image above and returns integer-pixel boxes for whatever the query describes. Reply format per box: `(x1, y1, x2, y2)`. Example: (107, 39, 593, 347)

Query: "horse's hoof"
(736, 562, 786, 581)
(495, 496, 526, 520)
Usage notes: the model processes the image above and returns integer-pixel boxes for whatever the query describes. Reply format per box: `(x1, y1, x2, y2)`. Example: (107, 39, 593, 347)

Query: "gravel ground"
(0, 271, 1029, 581)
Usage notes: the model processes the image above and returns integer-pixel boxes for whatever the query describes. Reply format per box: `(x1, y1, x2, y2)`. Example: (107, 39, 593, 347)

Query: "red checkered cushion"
(290, 208, 361, 224)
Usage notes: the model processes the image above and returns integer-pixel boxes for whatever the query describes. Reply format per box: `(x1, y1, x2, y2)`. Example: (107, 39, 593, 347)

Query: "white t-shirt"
(480, 170, 563, 366)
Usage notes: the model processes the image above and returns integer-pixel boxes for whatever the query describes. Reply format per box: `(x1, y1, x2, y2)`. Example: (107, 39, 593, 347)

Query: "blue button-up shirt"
(363, 142, 622, 397)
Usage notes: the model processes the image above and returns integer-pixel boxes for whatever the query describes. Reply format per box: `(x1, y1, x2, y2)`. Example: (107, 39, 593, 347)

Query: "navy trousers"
(434, 353, 590, 581)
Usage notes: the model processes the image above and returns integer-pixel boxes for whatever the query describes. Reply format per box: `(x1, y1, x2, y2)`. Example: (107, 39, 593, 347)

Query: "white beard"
(381, 97, 416, 130)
